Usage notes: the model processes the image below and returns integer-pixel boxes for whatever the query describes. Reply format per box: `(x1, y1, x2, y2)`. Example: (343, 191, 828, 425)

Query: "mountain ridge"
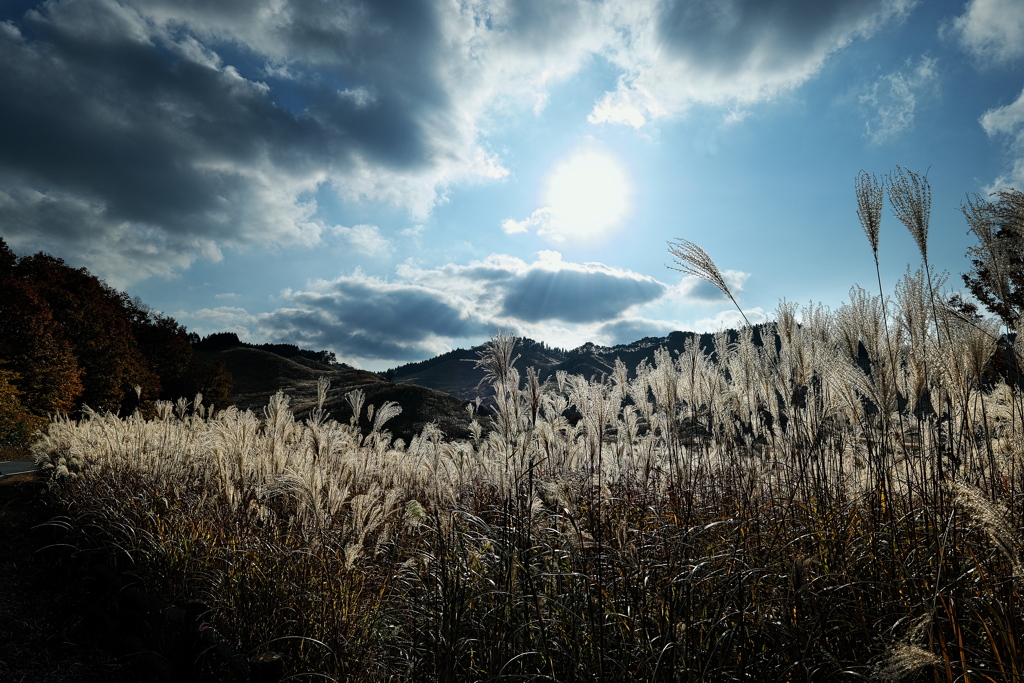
(199, 346, 476, 443)
(388, 330, 725, 401)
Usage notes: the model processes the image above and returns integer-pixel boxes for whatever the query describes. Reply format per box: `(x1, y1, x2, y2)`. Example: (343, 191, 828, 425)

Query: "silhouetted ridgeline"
(195, 332, 344, 367)
(388, 330, 726, 400)
(193, 335, 478, 442)
(197, 345, 475, 443)
(388, 325, 1021, 403)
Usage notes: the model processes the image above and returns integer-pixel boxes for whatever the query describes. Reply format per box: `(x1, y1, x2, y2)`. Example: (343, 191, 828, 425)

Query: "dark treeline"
(194, 331, 341, 366)
(0, 238, 232, 445)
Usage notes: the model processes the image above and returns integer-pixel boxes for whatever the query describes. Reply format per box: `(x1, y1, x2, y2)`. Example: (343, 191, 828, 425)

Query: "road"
(0, 458, 39, 481)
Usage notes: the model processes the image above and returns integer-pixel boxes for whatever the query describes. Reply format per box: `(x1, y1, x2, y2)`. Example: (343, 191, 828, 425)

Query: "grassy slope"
(391, 331, 720, 399)
(203, 347, 475, 441)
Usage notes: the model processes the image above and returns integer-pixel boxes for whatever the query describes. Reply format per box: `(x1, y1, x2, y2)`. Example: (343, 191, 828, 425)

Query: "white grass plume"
(888, 166, 932, 263)
(668, 238, 750, 327)
(856, 170, 884, 255)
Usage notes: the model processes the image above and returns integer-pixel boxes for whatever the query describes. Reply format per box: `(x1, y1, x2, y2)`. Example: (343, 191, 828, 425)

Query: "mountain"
(200, 328, 773, 442)
(389, 331, 723, 401)
(198, 346, 475, 443)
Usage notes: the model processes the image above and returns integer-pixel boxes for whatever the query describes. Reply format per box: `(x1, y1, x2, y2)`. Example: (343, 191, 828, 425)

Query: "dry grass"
(27, 170, 1024, 681)
(0, 473, 140, 682)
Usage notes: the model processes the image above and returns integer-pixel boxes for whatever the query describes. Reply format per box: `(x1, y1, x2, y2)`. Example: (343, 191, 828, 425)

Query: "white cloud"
(951, 0, 1024, 65)
(980, 87, 1024, 190)
(502, 210, 548, 235)
(183, 306, 261, 339)
(0, 0, 916, 284)
(670, 269, 752, 304)
(400, 224, 426, 238)
(591, 0, 914, 126)
(588, 79, 666, 128)
(502, 207, 587, 241)
(859, 55, 938, 144)
(692, 307, 768, 331)
(981, 88, 1024, 138)
(329, 223, 392, 257)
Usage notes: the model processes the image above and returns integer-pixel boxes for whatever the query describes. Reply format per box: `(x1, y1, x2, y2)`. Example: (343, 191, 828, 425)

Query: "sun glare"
(544, 150, 630, 240)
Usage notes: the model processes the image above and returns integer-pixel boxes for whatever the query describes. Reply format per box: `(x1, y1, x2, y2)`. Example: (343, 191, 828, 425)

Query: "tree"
(0, 369, 40, 446)
(0, 238, 233, 437)
(0, 270, 84, 417)
(131, 306, 233, 410)
(12, 251, 159, 411)
(961, 188, 1024, 329)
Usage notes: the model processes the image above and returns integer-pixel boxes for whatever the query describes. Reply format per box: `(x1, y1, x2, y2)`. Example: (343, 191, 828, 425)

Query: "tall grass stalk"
(29, 176, 1024, 680)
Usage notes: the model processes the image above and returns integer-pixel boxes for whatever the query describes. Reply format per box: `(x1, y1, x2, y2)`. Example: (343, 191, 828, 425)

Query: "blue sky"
(2, 0, 1023, 370)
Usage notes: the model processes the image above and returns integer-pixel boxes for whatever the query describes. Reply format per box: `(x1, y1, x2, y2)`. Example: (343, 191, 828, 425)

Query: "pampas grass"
(30, 170, 1024, 681)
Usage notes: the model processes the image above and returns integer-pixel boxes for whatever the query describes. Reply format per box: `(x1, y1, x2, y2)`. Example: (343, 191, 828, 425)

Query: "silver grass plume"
(345, 388, 366, 428)
(372, 400, 403, 433)
(888, 166, 932, 262)
(856, 170, 884, 255)
(474, 330, 521, 390)
(667, 238, 750, 327)
(947, 481, 1024, 578)
(872, 615, 939, 682)
(316, 376, 330, 411)
(894, 268, 932, 410)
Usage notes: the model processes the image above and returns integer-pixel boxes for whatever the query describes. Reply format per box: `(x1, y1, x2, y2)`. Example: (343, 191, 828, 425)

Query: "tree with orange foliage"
(0, 241, 85, 443)
(13, 251, 159, 412)
(0, 238, 232, 443)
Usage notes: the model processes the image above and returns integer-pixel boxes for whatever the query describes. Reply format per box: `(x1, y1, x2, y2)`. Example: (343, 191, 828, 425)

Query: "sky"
(2, 0, 1024, 371)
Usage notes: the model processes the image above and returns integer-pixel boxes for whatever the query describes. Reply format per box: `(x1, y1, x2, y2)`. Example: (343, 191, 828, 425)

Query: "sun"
(543, 150, 630, 240)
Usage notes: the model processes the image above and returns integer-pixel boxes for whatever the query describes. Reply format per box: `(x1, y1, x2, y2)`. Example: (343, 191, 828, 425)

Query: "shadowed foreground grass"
(31, 346, 1024, 681)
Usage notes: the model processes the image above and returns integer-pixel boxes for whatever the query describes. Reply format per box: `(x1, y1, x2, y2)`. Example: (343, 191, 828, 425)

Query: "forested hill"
(0, 238, 479, 446)
(194, 331, 344, 367)
(0, 238, 233, 445)
(195, 338, 477, 443)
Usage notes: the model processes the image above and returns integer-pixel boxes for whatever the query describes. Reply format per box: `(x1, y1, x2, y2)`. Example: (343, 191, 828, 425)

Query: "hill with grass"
(200, 345, 475, 443)
(388, 330, 724, 400)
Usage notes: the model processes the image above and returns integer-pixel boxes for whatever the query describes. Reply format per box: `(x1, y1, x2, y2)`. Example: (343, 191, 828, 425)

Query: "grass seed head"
(888, 166, 932, 262)
(856, 170, 884, 255)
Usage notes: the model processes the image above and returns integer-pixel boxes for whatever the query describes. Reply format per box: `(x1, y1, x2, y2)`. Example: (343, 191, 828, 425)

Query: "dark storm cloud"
(682, 278, 731, 303)
(262, 309, 437, 363)
(289, 278, 490, 341)
(0, 0, 913, 284)
(255, 275, 492, 362)
(1, 0, 439, 190)
(500, 266, 666, 323)
(0, 0, 471, 281)
(673, 270, 749, 304)
(212, 254, 676, 364)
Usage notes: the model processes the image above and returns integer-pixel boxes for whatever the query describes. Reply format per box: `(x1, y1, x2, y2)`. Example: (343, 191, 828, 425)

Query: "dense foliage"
(0, 238, 232, 444)
(961, 188, 1024, 329)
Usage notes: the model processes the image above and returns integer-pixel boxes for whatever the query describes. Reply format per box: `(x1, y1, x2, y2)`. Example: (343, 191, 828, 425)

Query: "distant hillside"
(199, 327, 785, 441)
(389, 331, 729, 401)
(195, 332, 342, 366)
(199, 346, 475, 443)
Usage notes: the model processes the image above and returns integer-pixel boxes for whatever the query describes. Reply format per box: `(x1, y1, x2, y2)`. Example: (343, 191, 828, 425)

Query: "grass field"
(26, 176, 1024, 681)
(32, 311, 1024, 681)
